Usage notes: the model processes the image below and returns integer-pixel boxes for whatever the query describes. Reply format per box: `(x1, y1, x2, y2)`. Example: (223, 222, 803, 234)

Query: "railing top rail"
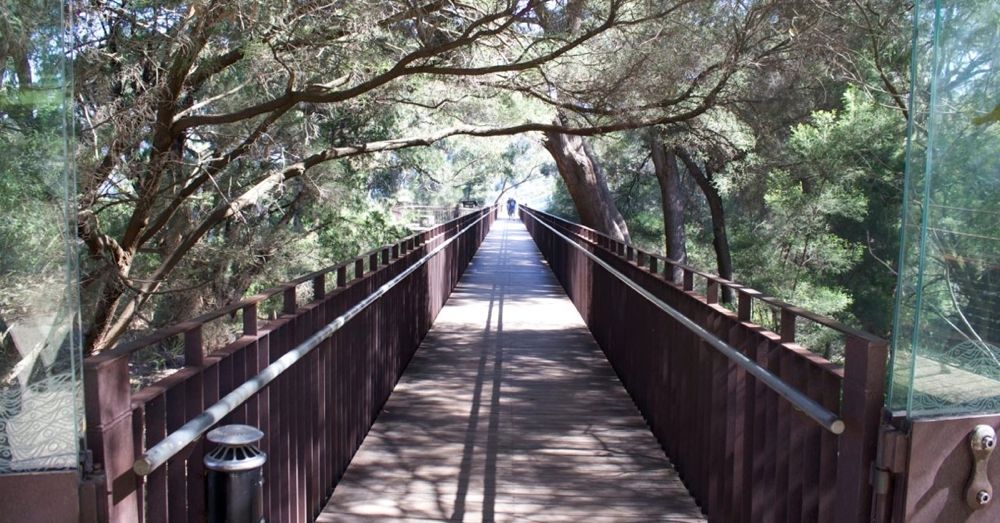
(535, 210, 750, 285)
(87, 208, 488, 365)
(525, 206, 886, 345)
(133, 206, 495, 476)
(521, 206, 849, 434)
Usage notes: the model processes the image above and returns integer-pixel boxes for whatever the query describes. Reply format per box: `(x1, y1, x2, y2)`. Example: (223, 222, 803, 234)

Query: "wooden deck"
(318, 218, 704, 522)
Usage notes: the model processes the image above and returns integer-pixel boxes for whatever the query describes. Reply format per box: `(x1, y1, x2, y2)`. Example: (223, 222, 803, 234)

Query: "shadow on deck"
(318, 219, 704, 522)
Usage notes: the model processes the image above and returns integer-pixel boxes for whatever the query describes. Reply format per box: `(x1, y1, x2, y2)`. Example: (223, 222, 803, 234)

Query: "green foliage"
(545, 175, 581, 223)
(0, 0, 928, 363)
(787, 89, 906, 335)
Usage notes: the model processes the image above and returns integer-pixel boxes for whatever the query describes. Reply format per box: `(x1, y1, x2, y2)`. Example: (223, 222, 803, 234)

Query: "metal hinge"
(872, 426, 908, 494)
(872, 468, 891, 495)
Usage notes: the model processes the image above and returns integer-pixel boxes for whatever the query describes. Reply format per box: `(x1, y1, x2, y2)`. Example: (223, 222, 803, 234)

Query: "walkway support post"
(84, 356, 139, 523)
(837, 336, 889, 522)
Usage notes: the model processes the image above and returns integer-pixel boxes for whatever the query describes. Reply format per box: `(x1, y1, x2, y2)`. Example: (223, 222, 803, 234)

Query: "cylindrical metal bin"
(204, 424, 266, 523)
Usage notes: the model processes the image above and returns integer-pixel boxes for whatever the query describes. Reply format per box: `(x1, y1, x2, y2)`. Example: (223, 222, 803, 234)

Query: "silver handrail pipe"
(134, 208, 494, 476)
(522, 207, 846, 435)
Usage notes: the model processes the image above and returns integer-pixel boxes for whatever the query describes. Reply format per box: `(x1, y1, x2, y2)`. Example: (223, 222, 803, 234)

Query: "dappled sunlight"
(320, 221, 703, 522)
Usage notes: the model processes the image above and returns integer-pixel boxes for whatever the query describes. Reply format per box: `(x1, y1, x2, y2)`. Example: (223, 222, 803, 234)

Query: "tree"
(70, 0, 669, 354)
(544, 124, 631, 241)
(675, 145, 735, 301)
(532, 0, 631, 241)
(648, 132, 687, 281)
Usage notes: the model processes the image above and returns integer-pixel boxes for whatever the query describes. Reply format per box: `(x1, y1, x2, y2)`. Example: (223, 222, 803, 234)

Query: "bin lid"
(204, 425, 267, 472)
(207, 424, 264, 446)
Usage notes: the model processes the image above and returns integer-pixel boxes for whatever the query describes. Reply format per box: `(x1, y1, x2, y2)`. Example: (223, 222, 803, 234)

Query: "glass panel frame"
(889, 0, 1000, 417)
(0, 0, 82, 473)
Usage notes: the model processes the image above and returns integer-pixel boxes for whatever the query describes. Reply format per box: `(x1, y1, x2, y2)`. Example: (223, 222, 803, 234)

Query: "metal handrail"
(534, 207, 884, 344)
(521, 207, 846, 435)
(90, 224, 454, 365)
(134, 207, 495, 476)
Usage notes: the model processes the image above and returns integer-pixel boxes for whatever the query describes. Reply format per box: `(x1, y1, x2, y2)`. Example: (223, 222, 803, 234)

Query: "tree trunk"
(675, 146, 734, 302)
(535, 2, 629, 243)
(649, 134, 686, 282)
(543, 128, 631, 242)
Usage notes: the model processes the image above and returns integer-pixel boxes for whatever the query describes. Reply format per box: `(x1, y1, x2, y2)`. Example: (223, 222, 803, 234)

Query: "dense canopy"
(2, 0, 994, 374)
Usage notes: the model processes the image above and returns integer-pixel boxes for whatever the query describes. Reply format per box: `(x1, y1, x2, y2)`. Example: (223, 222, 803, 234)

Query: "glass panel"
(0, 0, 81, 472)
(889, 0, 1000, 417)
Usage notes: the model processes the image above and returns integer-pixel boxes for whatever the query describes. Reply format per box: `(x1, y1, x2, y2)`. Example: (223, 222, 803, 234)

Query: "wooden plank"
(318, 220, 703, 522)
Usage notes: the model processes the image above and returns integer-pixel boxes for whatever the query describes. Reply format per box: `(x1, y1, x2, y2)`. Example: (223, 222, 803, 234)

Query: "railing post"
(780, 309, 796, 343)
(683, 268, 694, 291)
(706, 281, 719, 304)
(85, 356, 139, 522)
(313, 273, 326, 300)
(185, 325, 204, 367)
(283, 286, 297, 315)
(354, 259, 365, 280)
(337, 266, 347, 287)
(737, 291, 752, 322)
(243, 303, 258, 336)
(835, 336, 888, 523)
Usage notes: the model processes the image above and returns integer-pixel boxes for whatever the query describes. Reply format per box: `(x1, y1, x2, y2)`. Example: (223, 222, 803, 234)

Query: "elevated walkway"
(319, 219, 704, 522)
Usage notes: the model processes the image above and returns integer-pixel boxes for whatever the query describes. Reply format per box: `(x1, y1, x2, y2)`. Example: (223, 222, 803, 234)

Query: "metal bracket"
(80, 448, 94, 474)
(965, 424, 996, 510)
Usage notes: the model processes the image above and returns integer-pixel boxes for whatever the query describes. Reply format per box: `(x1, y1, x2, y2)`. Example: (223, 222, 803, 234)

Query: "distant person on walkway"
(506, 197, 516, 218)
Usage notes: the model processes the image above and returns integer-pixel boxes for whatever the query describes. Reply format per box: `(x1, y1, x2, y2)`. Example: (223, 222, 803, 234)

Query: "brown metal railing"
(520, 206, 887, 523)
(83, 207, 495, 522)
